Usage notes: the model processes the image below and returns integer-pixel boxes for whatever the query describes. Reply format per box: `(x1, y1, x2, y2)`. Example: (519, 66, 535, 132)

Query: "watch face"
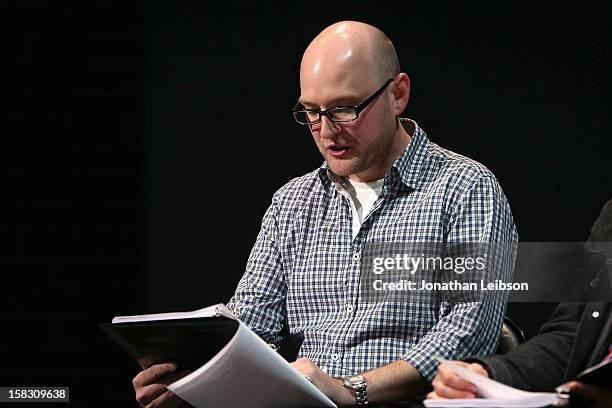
(344, 374, 366, 387)
(350, 375, 365, 383)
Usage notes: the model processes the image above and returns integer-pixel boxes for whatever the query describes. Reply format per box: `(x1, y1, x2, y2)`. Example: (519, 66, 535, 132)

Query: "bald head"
(301, 21, 400, 88)
(297, 21, 411, 182)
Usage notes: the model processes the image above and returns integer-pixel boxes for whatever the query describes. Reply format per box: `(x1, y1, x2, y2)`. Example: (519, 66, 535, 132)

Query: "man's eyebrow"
(298, 93, 361, 108)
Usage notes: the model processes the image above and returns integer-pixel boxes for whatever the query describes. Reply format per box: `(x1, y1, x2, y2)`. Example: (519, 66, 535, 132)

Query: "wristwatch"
(342, 374, 368, 406)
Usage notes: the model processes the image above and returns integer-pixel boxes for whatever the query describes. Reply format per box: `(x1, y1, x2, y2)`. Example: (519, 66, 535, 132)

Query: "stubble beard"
(322, 118, 397, 179)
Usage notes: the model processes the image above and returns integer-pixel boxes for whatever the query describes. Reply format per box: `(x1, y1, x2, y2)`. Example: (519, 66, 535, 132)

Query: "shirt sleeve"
(226, 198, 287, 345)
(401, 175, 518, 381)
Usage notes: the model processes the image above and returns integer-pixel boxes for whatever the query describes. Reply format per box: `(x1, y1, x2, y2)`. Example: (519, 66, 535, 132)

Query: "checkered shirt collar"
(316, 118, 429, 192)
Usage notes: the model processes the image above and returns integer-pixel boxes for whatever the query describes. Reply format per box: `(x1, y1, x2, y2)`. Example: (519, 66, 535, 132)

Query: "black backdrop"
(144, 0, 612, 327)
(5, 1, 611, 406)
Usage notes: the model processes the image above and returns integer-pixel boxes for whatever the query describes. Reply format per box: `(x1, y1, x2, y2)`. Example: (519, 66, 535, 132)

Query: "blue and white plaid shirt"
(228, 119, 518, 381)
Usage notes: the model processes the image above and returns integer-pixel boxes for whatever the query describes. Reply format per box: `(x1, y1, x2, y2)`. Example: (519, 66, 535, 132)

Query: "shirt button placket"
(348, 249, 360, 301)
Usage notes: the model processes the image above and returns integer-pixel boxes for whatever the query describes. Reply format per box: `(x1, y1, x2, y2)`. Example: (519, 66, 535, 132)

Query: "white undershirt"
(345, 178, 384, 239)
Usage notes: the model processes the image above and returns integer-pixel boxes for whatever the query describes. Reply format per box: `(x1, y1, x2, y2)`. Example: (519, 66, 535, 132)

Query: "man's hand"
(291, 358, 355, 407)
(566, 381, 612, 408)
(427, 361, 488, 399)
(132, 362, 191, 407)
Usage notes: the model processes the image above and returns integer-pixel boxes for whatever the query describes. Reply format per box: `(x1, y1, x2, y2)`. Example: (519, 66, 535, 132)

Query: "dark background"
(4, 1, 611, 406)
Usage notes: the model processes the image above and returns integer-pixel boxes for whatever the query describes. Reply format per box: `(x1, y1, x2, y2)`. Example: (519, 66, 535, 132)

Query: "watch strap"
(342, 374, 368, 406)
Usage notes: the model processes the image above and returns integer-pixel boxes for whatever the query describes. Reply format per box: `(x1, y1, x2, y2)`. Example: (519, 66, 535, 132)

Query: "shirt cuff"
(401, 350, 440, 382)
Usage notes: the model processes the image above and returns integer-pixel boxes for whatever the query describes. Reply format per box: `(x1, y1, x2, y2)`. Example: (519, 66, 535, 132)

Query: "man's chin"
(325, 159, 358, 177)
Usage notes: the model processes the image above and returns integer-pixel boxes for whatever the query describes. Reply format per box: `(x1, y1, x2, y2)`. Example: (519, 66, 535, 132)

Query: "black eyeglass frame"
(292, 78, 395, 125)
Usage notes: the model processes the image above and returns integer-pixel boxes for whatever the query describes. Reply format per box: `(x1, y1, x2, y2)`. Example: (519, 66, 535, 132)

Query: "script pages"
(106, 304, 336, 408)
(423, 358, 560, 408)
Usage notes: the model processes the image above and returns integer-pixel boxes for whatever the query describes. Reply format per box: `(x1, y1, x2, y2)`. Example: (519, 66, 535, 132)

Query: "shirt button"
(331, 353, 340, 362)
(592, 311, 600, 318)
(346, 304, 354, 313)
(353, 252, 361, 261)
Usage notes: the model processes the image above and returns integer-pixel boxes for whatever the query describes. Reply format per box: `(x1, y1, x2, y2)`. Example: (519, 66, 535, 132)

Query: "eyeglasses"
(292, 78, 394, 125)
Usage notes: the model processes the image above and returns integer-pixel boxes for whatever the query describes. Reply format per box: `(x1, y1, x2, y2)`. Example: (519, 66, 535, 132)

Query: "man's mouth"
(326, 145, 350, 158)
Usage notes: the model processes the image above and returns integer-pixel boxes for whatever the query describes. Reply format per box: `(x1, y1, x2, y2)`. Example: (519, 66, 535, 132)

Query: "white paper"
(423, 358, 559, 408)
(168, 322, 337, 408)
(424, 396, 560, 408)
(112, 303, 235, 323)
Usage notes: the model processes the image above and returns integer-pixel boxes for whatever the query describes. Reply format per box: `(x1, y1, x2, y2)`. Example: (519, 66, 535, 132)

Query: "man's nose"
(318, 115, 340, 139)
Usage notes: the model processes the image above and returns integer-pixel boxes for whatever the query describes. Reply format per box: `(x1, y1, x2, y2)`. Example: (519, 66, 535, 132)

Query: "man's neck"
(348, 119, 412, 183)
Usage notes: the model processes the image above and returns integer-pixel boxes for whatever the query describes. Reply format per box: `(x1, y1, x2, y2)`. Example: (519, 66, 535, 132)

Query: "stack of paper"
(103, 303, 337, 408)
(423, 358, 560, 408)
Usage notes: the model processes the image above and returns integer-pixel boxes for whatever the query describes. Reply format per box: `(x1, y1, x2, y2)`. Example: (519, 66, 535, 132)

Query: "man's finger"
(146, 390, 184, 408)
(137, 370, 191, 407)
(438, 385, 477, 399)
(158, 370, 192, 386)
(567, 381, 612, 400)
(133, 363, 178, 388)
(136, 383, 167, 407)
(467, 363, 488, 377)
(432, 376, 477, 399)
(426, 391, 444, 400)
(437, 364, 478, 394)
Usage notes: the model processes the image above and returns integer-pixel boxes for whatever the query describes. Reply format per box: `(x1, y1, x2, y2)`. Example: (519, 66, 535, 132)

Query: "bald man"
(132, 21, 518, 407)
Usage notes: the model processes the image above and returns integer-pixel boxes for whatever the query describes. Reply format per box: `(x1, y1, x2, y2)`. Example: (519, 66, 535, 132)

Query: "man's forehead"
(298, 91, 362, 107)
(299, 65, 377, 106)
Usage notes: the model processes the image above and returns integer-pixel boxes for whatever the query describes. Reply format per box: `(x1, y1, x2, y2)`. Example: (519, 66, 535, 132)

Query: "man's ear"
(392, 73, 410, 116)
